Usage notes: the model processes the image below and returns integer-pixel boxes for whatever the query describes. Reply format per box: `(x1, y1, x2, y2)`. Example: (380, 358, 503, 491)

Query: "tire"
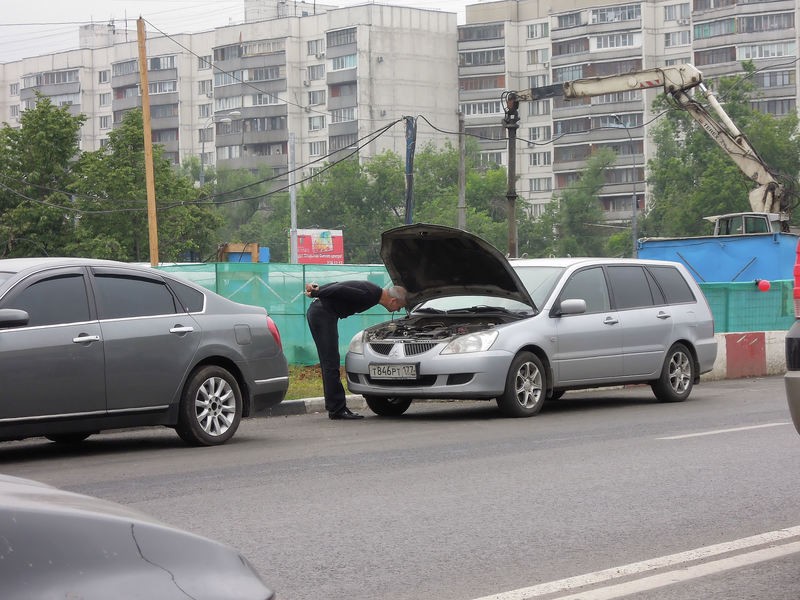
(651, 343, 694, 403)
(45, 433, 92, 444)
(364, 395, 412, 416)
(176, 365, 242, 446)
(496, 351, 546, 417)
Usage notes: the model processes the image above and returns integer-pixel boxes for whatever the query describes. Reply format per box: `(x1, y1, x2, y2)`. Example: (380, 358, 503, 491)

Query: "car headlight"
(348, 331, 365, 354)
(441, 330, 499, 354)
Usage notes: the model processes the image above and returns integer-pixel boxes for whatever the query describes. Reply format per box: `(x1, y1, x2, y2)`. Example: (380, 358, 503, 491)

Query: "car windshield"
(415, 295, 534, 315)
(512, 265, 565, 308)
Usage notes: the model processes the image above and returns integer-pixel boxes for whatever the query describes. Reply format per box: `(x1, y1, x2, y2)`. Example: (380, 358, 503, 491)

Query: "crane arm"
(508, 64, 787, 221)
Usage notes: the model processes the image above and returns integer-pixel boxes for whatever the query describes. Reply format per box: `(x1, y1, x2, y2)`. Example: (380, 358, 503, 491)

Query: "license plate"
(369, 363, 417, 380)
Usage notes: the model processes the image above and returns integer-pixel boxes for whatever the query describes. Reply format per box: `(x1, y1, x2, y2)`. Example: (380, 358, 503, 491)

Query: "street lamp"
(612, 114, 638, 258)
(199, 110, 241, 186)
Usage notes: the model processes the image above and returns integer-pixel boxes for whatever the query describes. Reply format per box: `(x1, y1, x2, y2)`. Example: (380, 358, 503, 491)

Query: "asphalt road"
(1, 376, 799, 600)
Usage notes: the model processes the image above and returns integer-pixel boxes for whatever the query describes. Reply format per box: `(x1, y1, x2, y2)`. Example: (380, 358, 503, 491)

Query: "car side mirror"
(0, 308, 30, 329)
(552, 298, 587, 317)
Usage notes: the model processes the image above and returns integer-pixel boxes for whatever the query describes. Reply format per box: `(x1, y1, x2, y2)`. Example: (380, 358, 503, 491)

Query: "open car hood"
(380, 223, 535, 309)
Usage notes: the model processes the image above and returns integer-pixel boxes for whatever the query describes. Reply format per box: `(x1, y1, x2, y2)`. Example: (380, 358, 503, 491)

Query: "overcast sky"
(0, 1, 478, 63)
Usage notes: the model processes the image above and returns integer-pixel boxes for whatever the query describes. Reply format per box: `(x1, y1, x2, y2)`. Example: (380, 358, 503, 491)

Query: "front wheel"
(364, 396, 412, 416)
(651, 343, 694, 403)
(496, 351, 546, 417)
(176, 365, 242, 446)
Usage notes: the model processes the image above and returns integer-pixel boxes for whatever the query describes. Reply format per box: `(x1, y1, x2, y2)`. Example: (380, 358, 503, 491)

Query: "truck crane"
(503, 63, 792, 233)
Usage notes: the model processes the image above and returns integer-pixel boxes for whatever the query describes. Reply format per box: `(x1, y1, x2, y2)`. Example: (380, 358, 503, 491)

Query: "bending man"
(305, 280, 407, 420)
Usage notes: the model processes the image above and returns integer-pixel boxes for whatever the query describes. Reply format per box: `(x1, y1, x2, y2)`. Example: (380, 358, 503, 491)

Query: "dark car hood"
(380, 223, 535, 309)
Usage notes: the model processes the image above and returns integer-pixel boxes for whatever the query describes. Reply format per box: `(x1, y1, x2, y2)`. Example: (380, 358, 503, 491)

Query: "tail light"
(266, 316, 283, 350)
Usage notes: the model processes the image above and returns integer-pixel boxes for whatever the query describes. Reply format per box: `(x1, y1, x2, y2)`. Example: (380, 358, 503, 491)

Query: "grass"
(285, 364, 337, 400)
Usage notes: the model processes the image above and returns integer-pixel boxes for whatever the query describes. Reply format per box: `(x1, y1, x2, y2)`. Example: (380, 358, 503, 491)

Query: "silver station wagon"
(345, 224, 717, 417)
(0, 257, 289, 445)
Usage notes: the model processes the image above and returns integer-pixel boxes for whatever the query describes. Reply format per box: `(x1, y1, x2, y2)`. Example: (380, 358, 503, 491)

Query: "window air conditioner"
(303, 80, 310, 87)
(316, 52, 325, 59)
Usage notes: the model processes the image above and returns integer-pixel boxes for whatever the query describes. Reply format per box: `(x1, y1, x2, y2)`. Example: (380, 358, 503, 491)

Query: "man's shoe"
(328, 408, 364, 420)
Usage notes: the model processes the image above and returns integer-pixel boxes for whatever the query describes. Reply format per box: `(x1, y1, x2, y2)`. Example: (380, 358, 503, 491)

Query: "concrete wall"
(702, 331, 786, 381)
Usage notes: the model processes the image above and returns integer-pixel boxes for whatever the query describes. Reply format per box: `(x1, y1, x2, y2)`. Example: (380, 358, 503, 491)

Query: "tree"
(644, 62, 800, 237)
(72, 109, 222, 262)
(0, 95, 85, 257)
(520, 148, 616, 257)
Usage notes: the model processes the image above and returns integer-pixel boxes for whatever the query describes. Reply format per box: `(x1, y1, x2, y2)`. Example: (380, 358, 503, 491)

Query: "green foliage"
(0, 95, 85, 256)
(71, 109, 222, 262)
(520, 148, 617, 257)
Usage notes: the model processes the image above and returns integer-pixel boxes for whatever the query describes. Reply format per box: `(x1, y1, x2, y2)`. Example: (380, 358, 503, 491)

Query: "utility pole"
(404, 116, 416, 224)
(502, 93, 520, 258)
(137, 17, 159, 266)
(457, 111, 466, 230)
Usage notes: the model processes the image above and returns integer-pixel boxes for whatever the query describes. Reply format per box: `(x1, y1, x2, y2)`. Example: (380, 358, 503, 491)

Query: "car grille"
(369, 341, 438, 356)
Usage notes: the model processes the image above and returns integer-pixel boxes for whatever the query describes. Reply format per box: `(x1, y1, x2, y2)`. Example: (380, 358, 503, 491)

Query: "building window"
(665, 31, 691, 47)
(198, 55, 212, 70)
(151, 104, 178, 118)
(252, 93, 280, 106)
(199, 103, 212, 118)
(330, 133, 357, 151)
(215, 96, 242, 111)
(738, 41, 796, 60)
(308, 39, 325, 55)
(198, 127, 213, 143)
(249, 67, 281, 82)
(308, 115, 326, 131)
(693, 19, 735, 39)
(215, 70, 245, 86)
(529, 177, 552, 192)
(308, 90, 326, 105)
(527, 100, 551, 117)
(9, 82, 18, 96)
(152, 129, 178, 143)
(308, 64, 325, 80)
(98, 70, 110, 84)
(331, 107, 356, 123)
(594, 33, 637, 50)
(99, 115, 111, 130)
(556, 12, 582, 29)
(99, 92, 111, 106)
(331, 54, 357, 70)
(528, 126, 552, 142)
(528, 74, 550, 88)
(458, 100, 503, 116)
(459, 75, 506, 91)
(112, 60, 138, 77)
(479, 152, 502, 167)
(527, 48, 549, 65)
(9, 105, 19, 118)
(527, 22, 549, 39)
(330, 83, 356, 98)
(213, 45, 242, 62)
(242, 39, 285, 56)
(327, 27, 356, 47)
(458, 24, 504, 41)
(198, 80, 212, 95)
(529, 151, 552, 166)
(309, 141, 327, 156)
(664, 3, 690, 21)
(458, 48, 504, 67)
(148, 80, 177, 95)
(591, 5, 641, 24)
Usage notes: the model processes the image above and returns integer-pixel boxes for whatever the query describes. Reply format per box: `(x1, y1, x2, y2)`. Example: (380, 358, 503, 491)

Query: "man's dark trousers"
(306, 300, 347, 414)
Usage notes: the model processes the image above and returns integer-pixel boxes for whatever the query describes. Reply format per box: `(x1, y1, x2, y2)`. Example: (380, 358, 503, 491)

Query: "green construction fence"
(157, 263, 795, 366)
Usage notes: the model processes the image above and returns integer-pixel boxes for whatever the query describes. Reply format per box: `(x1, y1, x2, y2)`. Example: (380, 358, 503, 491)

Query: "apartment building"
(0, 3, 458, 183)
(459, 0, 799, 223)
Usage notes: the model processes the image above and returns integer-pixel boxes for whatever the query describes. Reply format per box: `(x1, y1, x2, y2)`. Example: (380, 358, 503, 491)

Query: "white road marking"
(469, 526, 800, 600)
(657, 422, 791, 440)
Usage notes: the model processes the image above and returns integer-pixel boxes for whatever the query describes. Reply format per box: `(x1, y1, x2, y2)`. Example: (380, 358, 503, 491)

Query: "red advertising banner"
(296, 229, 344, 264)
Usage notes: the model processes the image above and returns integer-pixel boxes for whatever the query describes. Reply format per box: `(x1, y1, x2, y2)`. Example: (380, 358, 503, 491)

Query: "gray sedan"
(0, 257, 289, 445)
